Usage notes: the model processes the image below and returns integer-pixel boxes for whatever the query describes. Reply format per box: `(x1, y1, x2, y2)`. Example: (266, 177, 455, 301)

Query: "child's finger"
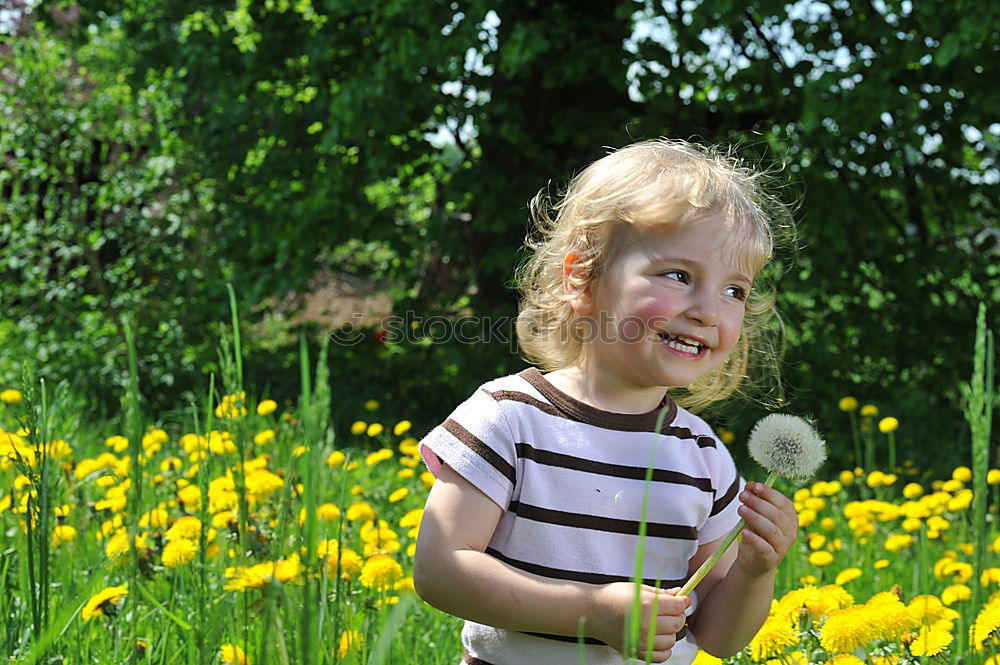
(652, 592, 690, 616)
(652, 612, 686, 636)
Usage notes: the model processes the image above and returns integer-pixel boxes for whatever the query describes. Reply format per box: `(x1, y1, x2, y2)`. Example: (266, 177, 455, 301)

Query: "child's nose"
(685, 290, 719, 326)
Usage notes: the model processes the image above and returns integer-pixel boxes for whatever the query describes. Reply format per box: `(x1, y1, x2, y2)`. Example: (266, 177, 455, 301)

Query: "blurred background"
(1, 0, 996, 472)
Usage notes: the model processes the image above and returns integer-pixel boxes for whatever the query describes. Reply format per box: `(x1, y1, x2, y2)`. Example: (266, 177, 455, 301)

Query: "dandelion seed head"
(748, 414, 826, 481)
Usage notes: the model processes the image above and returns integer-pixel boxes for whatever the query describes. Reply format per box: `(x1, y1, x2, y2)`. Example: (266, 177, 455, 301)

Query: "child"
(413, 139, 799, 664)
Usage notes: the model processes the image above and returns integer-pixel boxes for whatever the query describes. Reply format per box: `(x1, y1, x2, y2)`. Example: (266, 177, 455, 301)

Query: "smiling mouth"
(659, 332, 708, 356)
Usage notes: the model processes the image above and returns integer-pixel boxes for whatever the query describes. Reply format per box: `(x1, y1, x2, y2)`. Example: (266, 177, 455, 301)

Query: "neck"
(544, 362, 669, 414)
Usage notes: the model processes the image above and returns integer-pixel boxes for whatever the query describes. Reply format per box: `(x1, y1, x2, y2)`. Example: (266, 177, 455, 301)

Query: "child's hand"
(589, 582, 690, 663)
(735, 481, 799, 576)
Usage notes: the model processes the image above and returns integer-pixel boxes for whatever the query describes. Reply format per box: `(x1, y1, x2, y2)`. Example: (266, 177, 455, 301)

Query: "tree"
(12, 0, 998, 463)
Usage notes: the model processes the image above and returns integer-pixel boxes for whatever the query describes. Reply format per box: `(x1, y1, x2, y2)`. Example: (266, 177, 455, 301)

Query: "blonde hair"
(514, 138, 794, 412)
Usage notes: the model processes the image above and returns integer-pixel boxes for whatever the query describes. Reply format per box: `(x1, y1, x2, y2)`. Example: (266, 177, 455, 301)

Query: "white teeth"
(662, 333, 704, 354)
(667, 338, 700, 354)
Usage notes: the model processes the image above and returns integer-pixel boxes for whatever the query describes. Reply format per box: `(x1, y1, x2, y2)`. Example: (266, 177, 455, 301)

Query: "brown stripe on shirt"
(711, 476, 740, 516)
(514, 442, 714, 492)
(442, 418, 517, 485)
(508, 501, 698, 540)
(486, 546, 686, 588)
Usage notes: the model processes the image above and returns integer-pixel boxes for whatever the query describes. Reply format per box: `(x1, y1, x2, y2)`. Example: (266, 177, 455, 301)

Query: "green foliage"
(3, 1, 998, 470)
(0, 23, 229, 414)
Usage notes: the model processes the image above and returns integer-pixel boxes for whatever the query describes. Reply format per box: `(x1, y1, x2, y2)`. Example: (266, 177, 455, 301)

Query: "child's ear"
(563, 252, 594, 315)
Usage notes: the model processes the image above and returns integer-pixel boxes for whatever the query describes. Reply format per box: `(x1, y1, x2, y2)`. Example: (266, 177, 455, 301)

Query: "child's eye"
(723, 285, 748, 301)
(662, 270, 688, 283)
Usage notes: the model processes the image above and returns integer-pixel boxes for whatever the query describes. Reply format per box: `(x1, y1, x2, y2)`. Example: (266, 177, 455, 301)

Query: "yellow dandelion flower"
(987, 469, 1000, 485)
(835, 568, 863, 586)
(874, 559, 889, 569)
(860, 404, 878, 417)
(364, 539, 401, 557)
(749, 613, 797, 660)
(398, 468, 415, 479)
(798, 508, 817, 528)
(253, 429, 275, 445)
(103, 435, 128, 453)
(838, 397, 858, 412)
(825, 655, 864, 665)
(948, 490, 973, 511)
(365, 448, 393, 466)
(256, 399, 277, 416)
(338, 630, 364, 658)
(952, 466, 972, 482)
(811, 585, 854, 616)
(907, 625, 952, 657)
(177, 484, 202, 510)
(366, 422, 384, 437)
(388, 488, 409, 503)
(808, 533, 827, 550)
(865, 591, 913, 639)
(942, 584, 972, 605)
(903, 482, 923, 499)
(970, 595, 1000, 650)
(219, 643, 249, 665)
(245, 469, 284, 497)
(346, 502, 375, 522)
(399, 509, 423, 529)
(809, 551, 834, 566)
(819, 605, 876, 654)
(399, 437, 419, 455)
(105, 530, 149, 563)
(776, 586, 819, 618)
(326, 451, 345, 468)
(981, 568, 1000, 586)
(317, 503, 341, 522)
(1, 388, 22, 403)
(350, 421, 367, 435)
(839, 469, 855, 485)
(909, 594, 960, 627)
(166, 515, 202, 542)
(81, 585, 128, 621)
(393, 420, 412, 436)
(885, 534, 914, 553)
(804, 496, 826, 511)
(420, 471, 435, 489)
(691, 652, 723, 665)
(878, 417, 898, 433)
(51, 524, 77, 548)
(339, 548, 363, 577)
(163, 539, 198, 567)
(361, 520, 398, 545)
(360, 553, 403, 590)
(224, 554, 304, 591)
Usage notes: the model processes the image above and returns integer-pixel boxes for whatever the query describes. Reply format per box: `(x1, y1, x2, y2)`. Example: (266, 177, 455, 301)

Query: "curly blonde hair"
(514, 138, 794, 412)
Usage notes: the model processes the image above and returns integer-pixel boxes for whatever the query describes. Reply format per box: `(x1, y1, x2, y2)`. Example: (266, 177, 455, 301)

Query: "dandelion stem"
(848, 410, 862, 470)
(887, 431, 896, 473)
(678, 471, 779, 597)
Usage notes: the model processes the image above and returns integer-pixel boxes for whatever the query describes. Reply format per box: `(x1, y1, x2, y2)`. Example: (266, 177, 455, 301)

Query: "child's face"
(573, 214, 754, 392)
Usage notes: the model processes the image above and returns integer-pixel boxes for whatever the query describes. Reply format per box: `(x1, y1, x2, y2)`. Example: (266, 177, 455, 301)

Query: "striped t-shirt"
(420, 368, 744, 665)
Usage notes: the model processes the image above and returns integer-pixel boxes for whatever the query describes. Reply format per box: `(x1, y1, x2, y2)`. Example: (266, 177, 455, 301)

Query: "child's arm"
(685, 481, 799, 657)
(413, 463, 690, 663)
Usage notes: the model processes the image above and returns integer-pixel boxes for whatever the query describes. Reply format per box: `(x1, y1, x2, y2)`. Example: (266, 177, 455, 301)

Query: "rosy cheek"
(631, 300, 674, 329)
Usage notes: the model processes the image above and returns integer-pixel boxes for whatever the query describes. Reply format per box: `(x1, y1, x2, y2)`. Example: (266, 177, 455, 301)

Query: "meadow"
(0, 312, 997, 665)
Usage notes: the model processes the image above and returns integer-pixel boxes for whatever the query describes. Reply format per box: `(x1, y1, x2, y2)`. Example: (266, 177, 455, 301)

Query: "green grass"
(0, 306, 996, 665)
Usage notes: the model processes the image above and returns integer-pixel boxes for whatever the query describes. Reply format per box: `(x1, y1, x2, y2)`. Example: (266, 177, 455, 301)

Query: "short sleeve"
(420, 388, 518, 511)
(697, 434, 745, 545)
